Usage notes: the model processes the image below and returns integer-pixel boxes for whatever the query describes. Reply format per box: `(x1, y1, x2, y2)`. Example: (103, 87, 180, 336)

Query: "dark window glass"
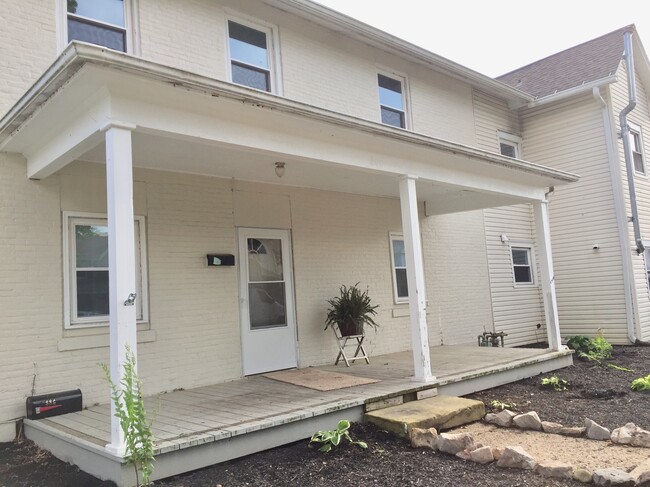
(232, 63, 270, 92)
(632, 132, 645, 173)
(512, 249, 529, 266)
(500, 142, 517, 158)
(76, 270, 110, 317)
(395, 268, 409, 298)
(68, 17, 126, 51)
(513, 266, 532, 284)
(381, 107, 405, 128)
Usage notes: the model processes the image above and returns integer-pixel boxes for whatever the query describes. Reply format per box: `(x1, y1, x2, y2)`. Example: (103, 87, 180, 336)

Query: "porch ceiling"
(0, 43, 579, 215)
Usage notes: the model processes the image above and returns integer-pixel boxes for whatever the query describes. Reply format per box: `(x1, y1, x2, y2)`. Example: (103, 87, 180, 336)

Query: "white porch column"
(104, 123, 138, 456)
(533, 200, 562, 351)
(399, 175, 434, 382)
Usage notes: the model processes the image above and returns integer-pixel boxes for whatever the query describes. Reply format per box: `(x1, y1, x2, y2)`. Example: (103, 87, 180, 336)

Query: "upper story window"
(630, 123, 645, 175)
(389, 233, 409, 303)
(65, 0, 128, 52)
(227, 19, 279, 93)
(378, 73, 407, 129)
(498, 131, 522, 158)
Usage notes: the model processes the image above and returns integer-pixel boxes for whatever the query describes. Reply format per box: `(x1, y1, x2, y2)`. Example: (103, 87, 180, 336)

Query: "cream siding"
(521, 93, 628, 343)
(610, 63, 650, 341)
(473, 90, 546, 346)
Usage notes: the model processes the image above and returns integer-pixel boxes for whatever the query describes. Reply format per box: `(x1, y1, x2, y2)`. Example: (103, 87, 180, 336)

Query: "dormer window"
(66, 0, 128, 52)
(498, 131, 522, 158)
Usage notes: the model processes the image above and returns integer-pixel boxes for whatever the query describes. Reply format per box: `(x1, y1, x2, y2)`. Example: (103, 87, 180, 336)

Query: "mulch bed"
(2, 345, 649, 486)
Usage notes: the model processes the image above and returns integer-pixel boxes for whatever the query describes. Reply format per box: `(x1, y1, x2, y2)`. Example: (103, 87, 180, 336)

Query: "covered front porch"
(24, 345, 572, 486)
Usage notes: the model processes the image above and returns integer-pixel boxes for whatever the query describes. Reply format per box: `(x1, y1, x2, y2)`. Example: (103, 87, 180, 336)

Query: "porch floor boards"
(29, 346, 564, 457)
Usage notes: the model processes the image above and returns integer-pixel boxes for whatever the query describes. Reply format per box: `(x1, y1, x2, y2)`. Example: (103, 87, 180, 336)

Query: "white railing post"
(399, 175, 435, 382)
(103, 122, 138, 456)
(533, 200, 562, 351)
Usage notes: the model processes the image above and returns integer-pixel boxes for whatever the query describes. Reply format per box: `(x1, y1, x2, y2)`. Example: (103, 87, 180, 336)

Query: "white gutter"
(594, 86, 638, 344)
(528, 75, 619, 107)
(0, 43, 578, 186)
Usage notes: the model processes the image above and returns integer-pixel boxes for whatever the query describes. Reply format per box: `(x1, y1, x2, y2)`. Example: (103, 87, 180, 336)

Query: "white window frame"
(56, 0, 140, 55)
(224, 12, 283, 95)
(63, 211, 149, 329)
(377, 68, 411, 130)
(389, 233, 409, 304)
(509, 243, 536, 287)
(644, 249, 650, 297)
(629, 122, 646, 176)
(497, 131, 522, 158)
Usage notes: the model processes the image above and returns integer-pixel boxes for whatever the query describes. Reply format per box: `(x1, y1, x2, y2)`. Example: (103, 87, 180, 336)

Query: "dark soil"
(2, 345, 648, 487)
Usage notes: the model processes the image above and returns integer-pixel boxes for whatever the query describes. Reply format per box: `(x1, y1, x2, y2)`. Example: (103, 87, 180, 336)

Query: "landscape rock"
(513, 411, 542, 431)
(610, 423, 650, 447)
(491, 447, 504, 460)
(535, 461, 573, 479)
(573, 468, 593, 483)
(496, 446, 536, 470)
(630, 458, 650, 486)
(592, 468, 635, 486)
(486, 409, 518, 427)
(469, 445, 494, 464)
(409, 427, 438, 450)
(542, 421, 564, 434)
(558, 426, 586, 437)
(585, 418, 611, 441)
(455, 449, 472, 460)
(437, 432, 474, 455)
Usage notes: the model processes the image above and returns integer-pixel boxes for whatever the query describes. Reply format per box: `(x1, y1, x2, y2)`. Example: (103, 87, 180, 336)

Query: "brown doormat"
(263, 368, 379, 391)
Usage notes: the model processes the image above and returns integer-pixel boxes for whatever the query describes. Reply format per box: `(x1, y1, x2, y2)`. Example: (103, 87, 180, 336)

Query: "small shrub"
(309, 420, 368, 452)
(490, 400, 517, 411)
(570, 330, 613, 365)
(631, 374, 650, 391)
(541, 376, 568, 391)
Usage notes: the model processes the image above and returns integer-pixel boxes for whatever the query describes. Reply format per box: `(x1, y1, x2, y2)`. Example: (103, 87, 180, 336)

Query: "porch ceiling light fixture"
(274, 161, 286, 178)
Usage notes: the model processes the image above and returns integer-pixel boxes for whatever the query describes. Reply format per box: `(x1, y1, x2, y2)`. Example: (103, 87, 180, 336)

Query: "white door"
(238, 228, 298, 375)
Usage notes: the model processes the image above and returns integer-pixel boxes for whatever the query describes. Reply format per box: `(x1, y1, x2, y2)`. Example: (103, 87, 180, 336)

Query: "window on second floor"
(227, 20, 277, 93)
(66, 0, 128, 52)
(378, 73, 407, 129)
(630, 123, 646, 175)
(498, 131, 522, 159)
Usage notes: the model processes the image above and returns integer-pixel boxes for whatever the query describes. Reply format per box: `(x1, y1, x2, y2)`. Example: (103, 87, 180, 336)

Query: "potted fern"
(324, 283, 379, 337)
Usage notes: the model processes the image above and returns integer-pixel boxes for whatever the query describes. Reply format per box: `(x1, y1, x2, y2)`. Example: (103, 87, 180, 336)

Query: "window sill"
(58, 329, 156, 352)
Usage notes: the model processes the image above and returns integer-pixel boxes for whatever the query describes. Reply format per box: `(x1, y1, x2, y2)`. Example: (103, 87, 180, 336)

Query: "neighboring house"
(0, 0, 576, 461)
(492, 25, 650, 345)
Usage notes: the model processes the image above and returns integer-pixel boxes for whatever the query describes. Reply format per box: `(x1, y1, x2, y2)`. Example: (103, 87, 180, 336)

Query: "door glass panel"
(248, 238, 283, 281)
(248, 282, 286, 329)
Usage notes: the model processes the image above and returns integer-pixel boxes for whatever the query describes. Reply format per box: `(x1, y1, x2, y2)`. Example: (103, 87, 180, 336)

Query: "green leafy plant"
(607, 363, 634, 372)
(565, 335, 591, 354)
(541, 376, 568, 391)
(579, 334, 613, 364)
(102, 346, 154, 486)
(309, 420, 368, 452)
(324, 283, 379, 336)
(631, 374, 650, 391)
(490, 400, 517, 411)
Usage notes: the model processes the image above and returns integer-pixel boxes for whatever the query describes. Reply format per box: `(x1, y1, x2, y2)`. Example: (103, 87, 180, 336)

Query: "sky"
(314, 1, 650, 78)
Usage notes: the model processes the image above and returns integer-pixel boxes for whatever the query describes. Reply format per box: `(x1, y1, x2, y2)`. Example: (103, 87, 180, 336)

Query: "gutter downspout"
(620, 30, 644, 255)
(594, 86, 638, 344)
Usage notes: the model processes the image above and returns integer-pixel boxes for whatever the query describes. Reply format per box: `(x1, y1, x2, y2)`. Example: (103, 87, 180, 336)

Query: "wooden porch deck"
(24, 345, 572, 486)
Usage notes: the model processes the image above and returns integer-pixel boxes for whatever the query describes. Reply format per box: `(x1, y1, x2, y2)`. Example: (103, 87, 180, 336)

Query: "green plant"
(579, 333, 613, 364)
(631, 374, 650, 391)
(309, 420, 368, 452)
(541, 376, 568, 391)
(607, 363, 634, 372)
(101, 346, 154, 486)
(565, 335, 591, 354)
(324, 283, 379, 336)
(490, 400, 517, 411)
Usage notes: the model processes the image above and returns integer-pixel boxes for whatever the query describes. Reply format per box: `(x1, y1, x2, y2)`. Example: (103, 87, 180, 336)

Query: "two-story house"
(0, 1, 576, 484)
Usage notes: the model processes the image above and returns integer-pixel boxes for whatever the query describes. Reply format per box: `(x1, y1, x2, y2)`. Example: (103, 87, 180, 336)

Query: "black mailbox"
(207, 254, 235, 267)
(26, 389, 82, 419)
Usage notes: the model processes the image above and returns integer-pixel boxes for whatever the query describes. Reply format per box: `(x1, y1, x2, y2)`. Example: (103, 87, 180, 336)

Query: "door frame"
(237, 227, 298, 375)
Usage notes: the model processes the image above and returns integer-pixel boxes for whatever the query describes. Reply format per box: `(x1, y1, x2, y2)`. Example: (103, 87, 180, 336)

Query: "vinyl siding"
(473, 89, 546, 347)
(521, 93, 628, 343)
(610, 63, 650, 341)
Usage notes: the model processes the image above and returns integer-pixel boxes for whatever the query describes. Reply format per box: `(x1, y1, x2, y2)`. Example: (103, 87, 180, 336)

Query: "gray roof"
(497, 26, 633, 99)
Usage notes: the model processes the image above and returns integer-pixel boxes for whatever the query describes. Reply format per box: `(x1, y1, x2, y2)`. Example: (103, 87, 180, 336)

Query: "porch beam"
(399, 175, 435, 383)
(104, 122, 138, 457)
(533, 200, 562, 351)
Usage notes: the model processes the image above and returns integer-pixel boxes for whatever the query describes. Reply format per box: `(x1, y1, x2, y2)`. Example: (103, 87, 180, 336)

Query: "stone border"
(409, 411, 650, 485)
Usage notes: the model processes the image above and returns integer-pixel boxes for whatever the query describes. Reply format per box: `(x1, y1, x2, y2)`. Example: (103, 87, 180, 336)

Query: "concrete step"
(365, 395, 485, 437)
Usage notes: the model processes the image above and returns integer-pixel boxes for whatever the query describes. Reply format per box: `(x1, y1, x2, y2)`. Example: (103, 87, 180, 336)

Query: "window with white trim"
(227, 19, 277, 93)
(511, 246, 534, 285)
(64, 0, 130, 52)
(498, 131, 522, 158)
(389, 234, 409, 302)
(630, 123, 646, 175)
(378, 73, 407, 129)
(644, 249, 650, 293)
(64, 213, 148, 328)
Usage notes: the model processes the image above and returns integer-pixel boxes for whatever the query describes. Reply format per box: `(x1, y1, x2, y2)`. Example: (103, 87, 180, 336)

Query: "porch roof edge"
(0, 43, 579, 186)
